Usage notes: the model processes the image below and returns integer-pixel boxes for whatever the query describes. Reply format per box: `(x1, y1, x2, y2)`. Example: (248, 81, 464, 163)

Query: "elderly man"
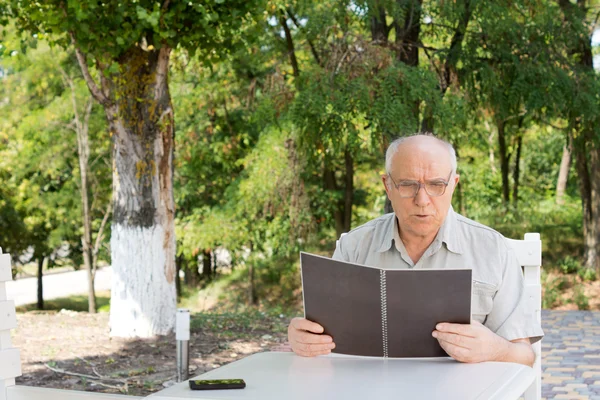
(288, 134, 543, 366)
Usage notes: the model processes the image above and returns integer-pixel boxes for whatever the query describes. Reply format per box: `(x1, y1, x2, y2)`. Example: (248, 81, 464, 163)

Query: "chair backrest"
(505, 233, 542, 400)
(0, 248, 21, 400)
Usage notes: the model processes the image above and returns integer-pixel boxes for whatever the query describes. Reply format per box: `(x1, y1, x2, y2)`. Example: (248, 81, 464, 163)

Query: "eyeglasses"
(387, 171, 453, 198)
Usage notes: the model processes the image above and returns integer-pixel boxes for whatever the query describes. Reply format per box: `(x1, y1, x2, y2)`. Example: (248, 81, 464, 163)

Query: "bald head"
(385, 134, 457, 176)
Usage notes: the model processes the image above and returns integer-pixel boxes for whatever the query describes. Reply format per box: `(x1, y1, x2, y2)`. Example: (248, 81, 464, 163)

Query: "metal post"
(176, 308, 190, 382)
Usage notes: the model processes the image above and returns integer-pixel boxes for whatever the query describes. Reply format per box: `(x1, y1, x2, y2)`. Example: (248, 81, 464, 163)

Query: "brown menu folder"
(300, 252, 472, 358)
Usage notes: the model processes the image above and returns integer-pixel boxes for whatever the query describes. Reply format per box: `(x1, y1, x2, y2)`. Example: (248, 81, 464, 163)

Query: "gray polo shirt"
(332, 208, 544, 344)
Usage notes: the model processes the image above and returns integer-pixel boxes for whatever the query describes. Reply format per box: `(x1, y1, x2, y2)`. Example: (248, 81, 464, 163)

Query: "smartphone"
(189, 379, 246, 390)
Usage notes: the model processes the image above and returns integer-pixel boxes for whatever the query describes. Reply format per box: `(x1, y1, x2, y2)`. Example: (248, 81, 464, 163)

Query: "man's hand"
(432, 321, 510, 364)
(287, 317, 336, 357)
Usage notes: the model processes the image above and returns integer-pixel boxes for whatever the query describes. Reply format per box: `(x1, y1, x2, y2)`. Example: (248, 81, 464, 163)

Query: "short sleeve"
(332, 234, 350, 262)
(485, 245, 544, 344)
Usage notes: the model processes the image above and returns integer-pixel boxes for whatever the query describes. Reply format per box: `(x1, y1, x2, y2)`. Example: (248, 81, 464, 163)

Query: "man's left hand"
(432, 321, 509, 363)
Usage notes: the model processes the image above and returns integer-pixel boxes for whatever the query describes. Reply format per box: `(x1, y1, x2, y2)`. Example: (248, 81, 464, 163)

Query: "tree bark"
(573, 138, 598, 271)
(512, 132, 523, 209)
(394, 0, 422, 64)
(421, 0, 473, 132)
(58, 67, 100, 314)
(589, 146, 600, 272)
(323, 158, 345, 238)
(343, 149, 354, 233)
(75, 44, 177, 337)
(280, 14, 299, 78)
(37, 256, 44, 310)
(370, 0, 389, 44)
(496, 118, 511, 205)
(556, 139, 572, 205)
(74, 99, 97, 314)
(557, 0, 599, 272)
(202, 249, 212, 279)
(175, 253, 182, 300)
(247, 243, 258, 305)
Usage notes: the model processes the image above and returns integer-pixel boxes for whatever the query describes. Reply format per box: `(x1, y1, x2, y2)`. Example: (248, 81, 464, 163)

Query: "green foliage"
(571, 282, 590, 311)
(3, 0, 600, 312)
(15, 292, 111, 313)
(4, 0, 259, 61)
(0, 26, 111, 269)
(578, 268, 597, 283)
(541, 271, 565, 309)
(558, 256, 581, 275)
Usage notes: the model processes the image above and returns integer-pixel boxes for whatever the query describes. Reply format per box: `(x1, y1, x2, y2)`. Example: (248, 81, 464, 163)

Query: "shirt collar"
(377, 207, 464, 255)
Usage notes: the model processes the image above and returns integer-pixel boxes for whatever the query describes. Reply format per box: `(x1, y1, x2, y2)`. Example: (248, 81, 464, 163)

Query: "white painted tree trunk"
(109, 224, 176, 337)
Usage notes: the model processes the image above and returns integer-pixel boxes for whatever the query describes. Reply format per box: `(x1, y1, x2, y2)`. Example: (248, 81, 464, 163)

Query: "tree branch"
(70, 34, 111, 107)
(279, 14, 300, 78)
(92, 201, 112, 274)
(287, 9, 322, 66)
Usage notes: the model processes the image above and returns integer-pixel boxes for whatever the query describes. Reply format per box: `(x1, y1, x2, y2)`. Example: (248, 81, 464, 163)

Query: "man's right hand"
(287, 317, 336, 357)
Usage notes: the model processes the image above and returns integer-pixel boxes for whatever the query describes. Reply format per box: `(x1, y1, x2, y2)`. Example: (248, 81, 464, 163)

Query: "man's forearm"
(496, 340, 535, 367)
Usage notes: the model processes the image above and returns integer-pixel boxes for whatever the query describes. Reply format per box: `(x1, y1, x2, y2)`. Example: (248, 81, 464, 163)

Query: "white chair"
(506, 233, 542, 400)
(0, 247, 142, 400)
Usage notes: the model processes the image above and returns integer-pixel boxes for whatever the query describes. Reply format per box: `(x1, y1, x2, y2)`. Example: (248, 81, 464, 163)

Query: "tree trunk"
(422, 0, 472, 132)
(280, 14, 299, 78)
(175, 253, 182, 300)
(557, 0, 599, 273)
(74, 101, 97, 314)
(394, 0, 422, 65)
(247, 243, 258, 305)
(59, 68, 99, 314)
(100, 47, 176, 338)
(343, 149, 353, 233)
(556, 140, 572, 205)
(183, 256, 201, 286)
(573, 139, 598, 271)
(324, 159, 344, 238)
(589, 146, 600, 272)
(496, 118, 511, 205)
(36, 256, 44, 310)
(370, 0, 389, 44)
(512, 132, 523, 209)
(202, 249, 212, 279)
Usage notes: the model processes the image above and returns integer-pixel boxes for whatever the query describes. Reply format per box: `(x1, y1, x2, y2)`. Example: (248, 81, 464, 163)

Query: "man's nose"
(414, 185, 431, 206)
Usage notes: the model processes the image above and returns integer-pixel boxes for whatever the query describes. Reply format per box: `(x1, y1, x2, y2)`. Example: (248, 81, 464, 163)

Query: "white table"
(148, 352, 534, 400)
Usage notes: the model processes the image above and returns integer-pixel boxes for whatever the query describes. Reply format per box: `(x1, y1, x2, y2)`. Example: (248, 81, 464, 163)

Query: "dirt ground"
(12, 310, 290, 396)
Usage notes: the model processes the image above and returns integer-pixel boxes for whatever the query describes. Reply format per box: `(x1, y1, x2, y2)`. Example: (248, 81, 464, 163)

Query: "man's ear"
(381, 174, 392, 198)
(453, 173, 460, 186)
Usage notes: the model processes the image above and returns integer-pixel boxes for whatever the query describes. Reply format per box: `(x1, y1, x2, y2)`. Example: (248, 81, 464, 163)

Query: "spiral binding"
(380, 270, 388, 358)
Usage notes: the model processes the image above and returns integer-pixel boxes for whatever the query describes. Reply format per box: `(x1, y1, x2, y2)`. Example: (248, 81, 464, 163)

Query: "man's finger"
(435, 323, 476, 337)
(296, 348, 333, 358)
(437, 339, 470, 362)
(293, 342, 336, 354)
(291, 317, 325, 334)
(295, 330, 333, 344)
(432, 331, 473, 349)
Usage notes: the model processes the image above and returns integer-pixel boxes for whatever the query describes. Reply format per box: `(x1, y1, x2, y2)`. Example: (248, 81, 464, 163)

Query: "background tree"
(4, 0, 259, 336)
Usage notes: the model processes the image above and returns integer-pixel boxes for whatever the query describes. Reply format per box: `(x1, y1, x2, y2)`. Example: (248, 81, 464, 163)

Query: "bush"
(541, 271, 565, 309)
(578, 267, 597, 282)
(558, 256, 581, 274)
(572, 283, 590, 310)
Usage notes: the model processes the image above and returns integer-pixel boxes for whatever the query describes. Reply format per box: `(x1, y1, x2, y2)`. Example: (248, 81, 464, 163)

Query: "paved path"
(542, 310, 600, 399)
(5, 267, 112, 306)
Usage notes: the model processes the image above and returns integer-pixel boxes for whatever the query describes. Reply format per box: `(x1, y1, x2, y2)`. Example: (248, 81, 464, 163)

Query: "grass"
(15, 291, 111, 313)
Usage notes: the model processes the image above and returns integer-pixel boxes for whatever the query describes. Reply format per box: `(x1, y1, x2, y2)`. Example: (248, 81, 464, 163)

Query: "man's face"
(382, 141, 459, 241)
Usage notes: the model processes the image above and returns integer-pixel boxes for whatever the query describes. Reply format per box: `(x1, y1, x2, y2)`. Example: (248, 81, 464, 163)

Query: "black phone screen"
(189, 379, 246, 390)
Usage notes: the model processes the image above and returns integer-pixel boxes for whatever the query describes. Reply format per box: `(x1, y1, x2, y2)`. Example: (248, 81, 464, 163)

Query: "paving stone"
(541, 310, 600, 399)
